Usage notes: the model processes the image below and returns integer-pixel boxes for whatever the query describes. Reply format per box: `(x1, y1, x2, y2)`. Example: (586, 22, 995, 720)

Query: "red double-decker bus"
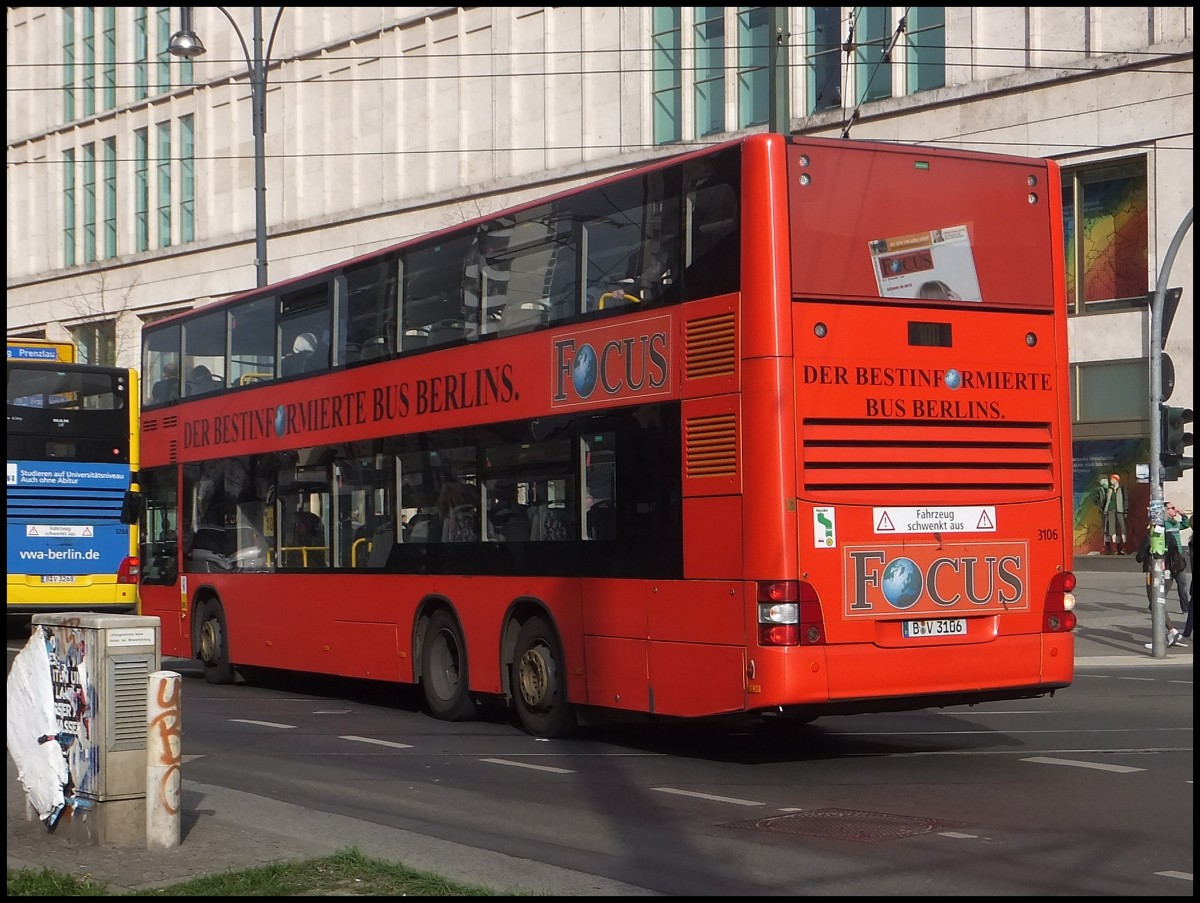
(138, 133, 1076, 737)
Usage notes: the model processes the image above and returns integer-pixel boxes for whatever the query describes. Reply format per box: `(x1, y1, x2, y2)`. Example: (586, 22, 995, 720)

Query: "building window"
(652, 7, 682, 146)
(63, 8, 76, 123)
(156, 7, 172, 94)
(693, 7, 725, 137)
(1062, 159, 1149, 314)
(63, 149, 76, 268)
(1072, 361, 1149, 424)
(135, 127, 150, 252)
(134, 8, 149, 102)
(181, 115, 196, 243)
(83, 143, 97, 264)
(905, 8, 946, 93)
(71, 320, 117, 367)
(806, 6, 843, 113)
(157, 121, 172, 248)
(854, 6, 892, 103)
(102, 7, 117, 110)
(736, 6, 770, 129)
(104, 137, 118, 258)
(82, 7, 96, 118)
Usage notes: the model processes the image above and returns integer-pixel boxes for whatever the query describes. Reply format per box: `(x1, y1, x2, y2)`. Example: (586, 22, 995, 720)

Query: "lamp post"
(169, 7, 284, 288)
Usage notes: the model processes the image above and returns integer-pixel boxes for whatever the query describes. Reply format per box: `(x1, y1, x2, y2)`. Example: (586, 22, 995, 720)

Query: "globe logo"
(882, 557, 923, 610)
(572, 343, 598, 398)
(945, 368, 962, 390)
(274, 404, 287, 438)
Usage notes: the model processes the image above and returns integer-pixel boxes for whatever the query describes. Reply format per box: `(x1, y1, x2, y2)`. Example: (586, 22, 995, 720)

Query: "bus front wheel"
(512, 615, 576, 738)
(197, 601, 235, 685)
(420, 610, 475, 722)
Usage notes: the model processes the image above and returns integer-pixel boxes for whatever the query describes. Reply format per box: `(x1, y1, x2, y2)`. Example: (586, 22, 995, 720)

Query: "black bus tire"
(420, 609, 475, 722)
(512, 615, 576, 738)
(198, 600, 235, 685)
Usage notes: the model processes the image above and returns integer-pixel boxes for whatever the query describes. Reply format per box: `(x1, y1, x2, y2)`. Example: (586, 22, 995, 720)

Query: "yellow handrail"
(277, 545, 328, 567)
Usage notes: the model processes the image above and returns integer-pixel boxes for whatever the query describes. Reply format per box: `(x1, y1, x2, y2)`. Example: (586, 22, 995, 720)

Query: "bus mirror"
(121, 490, 144, 525)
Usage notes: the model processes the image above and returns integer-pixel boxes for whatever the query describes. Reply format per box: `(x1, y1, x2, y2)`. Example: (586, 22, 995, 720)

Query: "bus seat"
(406, 511, 438, 542)
(361, 335, 392, 359)
(402, 328, 430, 350)
(429, 320, 468, 346)
(499, 300, 550, 334)
(367, 523, 395, 567)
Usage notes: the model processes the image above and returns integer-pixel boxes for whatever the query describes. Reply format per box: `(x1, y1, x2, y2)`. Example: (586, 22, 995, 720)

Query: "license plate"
(902, 617, 967, 638)
(41, 575, 77, 584)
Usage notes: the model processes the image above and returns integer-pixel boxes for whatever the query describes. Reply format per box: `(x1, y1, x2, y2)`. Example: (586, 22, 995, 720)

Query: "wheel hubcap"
(200, 618, 220, 664)
(518, 645, 550, 708)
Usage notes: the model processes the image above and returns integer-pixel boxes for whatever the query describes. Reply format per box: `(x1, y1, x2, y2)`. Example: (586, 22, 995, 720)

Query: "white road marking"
(652, 787, 764, 807)
(1022, 756, 1143, 773)
(229, 718, 296, 729)
(481, 757, 574, 774)
(340, 735, 413, 749)
(939, 831, 979, 839)
(1155, 870, 1193, 882)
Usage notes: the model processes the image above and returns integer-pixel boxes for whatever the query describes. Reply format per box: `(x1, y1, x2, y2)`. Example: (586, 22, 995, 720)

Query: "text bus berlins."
(138, 133, 1076, 737)
(7, 346, 141, 616)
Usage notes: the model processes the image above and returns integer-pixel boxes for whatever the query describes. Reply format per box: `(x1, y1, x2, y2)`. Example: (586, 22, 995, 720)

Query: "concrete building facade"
(6, 7, 1194, 552)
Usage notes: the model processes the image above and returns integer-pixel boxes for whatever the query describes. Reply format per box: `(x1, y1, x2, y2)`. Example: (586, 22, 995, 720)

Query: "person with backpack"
(1135, 519, 1186, 648)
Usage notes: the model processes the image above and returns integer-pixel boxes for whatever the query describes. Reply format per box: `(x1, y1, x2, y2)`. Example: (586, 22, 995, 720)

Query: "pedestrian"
(1163, 502, 1191, 617)
(1099, 473, 1128, 554)
(1180, 511, 1194, 640)
(1135, 522, 1185, 648)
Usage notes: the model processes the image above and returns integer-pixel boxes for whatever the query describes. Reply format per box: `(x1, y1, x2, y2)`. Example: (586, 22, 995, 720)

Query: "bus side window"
(279, 283, 331, 379)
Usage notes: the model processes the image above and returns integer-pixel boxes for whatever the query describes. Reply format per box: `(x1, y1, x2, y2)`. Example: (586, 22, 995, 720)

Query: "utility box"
(30, 613, 161, 846)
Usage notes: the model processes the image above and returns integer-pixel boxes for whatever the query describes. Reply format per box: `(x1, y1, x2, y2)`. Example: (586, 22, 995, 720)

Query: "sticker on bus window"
(813, 507, 836, 548)
(868, 224, 982, 302)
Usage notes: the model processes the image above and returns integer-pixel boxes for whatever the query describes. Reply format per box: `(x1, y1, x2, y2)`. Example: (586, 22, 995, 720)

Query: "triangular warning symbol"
(976, 510, 994, 530)
(876, 512, 895, 531)
(29, 526, 40, 535)
(83, 526, 94, 537)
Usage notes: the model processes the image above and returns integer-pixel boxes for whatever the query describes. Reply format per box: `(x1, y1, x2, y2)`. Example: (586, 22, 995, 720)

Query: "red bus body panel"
(141, 132, 1073, 725)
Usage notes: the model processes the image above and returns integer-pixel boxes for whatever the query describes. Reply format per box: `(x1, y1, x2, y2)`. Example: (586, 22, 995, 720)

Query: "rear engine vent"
(803, 417, 1054, 499)
(685, 313, 736, 379)
(686, 412, 738, 478)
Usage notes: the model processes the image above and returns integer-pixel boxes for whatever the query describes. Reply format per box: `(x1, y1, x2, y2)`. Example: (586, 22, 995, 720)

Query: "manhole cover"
(722, 808, 975, 843)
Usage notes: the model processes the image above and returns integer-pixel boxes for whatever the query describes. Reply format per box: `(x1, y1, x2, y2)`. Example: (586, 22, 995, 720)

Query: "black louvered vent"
(802, 417, 1055, 497)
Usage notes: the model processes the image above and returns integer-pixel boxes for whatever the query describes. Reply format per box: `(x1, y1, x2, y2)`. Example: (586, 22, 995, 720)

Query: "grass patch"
(8, 849, 510, 896)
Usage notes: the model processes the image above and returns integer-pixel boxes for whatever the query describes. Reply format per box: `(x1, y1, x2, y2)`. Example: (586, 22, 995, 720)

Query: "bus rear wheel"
(512, 615, 576, 738)
(420, 610, 475, 722)
(197, 601, 235, 685)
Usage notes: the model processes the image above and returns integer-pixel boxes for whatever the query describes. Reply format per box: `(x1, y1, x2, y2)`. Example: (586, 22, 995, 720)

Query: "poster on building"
(868, 224, 983, 302)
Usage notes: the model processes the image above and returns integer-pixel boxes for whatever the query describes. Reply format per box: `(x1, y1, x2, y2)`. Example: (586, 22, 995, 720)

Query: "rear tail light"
(1044, 571, 1077, 632)
(117, 556, 139, 583)
(758, 580, 824, 646)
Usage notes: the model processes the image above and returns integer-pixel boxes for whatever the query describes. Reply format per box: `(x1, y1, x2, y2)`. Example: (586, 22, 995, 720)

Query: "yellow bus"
(7, 348, 141, 615)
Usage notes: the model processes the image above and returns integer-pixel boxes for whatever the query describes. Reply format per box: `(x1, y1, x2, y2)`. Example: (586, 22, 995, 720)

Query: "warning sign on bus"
(873, 506, 996, 534)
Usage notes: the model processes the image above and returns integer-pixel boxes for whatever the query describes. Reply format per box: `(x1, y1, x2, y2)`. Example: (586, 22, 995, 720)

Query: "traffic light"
(1159, 403, 1193, 482)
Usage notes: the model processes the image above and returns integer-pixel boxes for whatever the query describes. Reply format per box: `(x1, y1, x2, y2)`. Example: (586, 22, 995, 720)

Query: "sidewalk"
(7, 569, 1190, 895)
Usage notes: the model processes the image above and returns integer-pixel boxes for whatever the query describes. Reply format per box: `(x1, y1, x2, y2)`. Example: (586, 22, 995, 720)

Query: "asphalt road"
(6, 566, 1194, 895)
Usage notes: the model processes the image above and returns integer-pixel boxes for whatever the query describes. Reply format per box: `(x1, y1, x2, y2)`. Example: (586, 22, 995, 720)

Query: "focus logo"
(552, 315, 672, 408)
(843, 542, 1028, 617)
(879, 249, 934, 279)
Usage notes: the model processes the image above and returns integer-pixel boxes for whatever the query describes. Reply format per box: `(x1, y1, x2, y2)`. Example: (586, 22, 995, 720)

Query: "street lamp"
(168, 7, 284, 288)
